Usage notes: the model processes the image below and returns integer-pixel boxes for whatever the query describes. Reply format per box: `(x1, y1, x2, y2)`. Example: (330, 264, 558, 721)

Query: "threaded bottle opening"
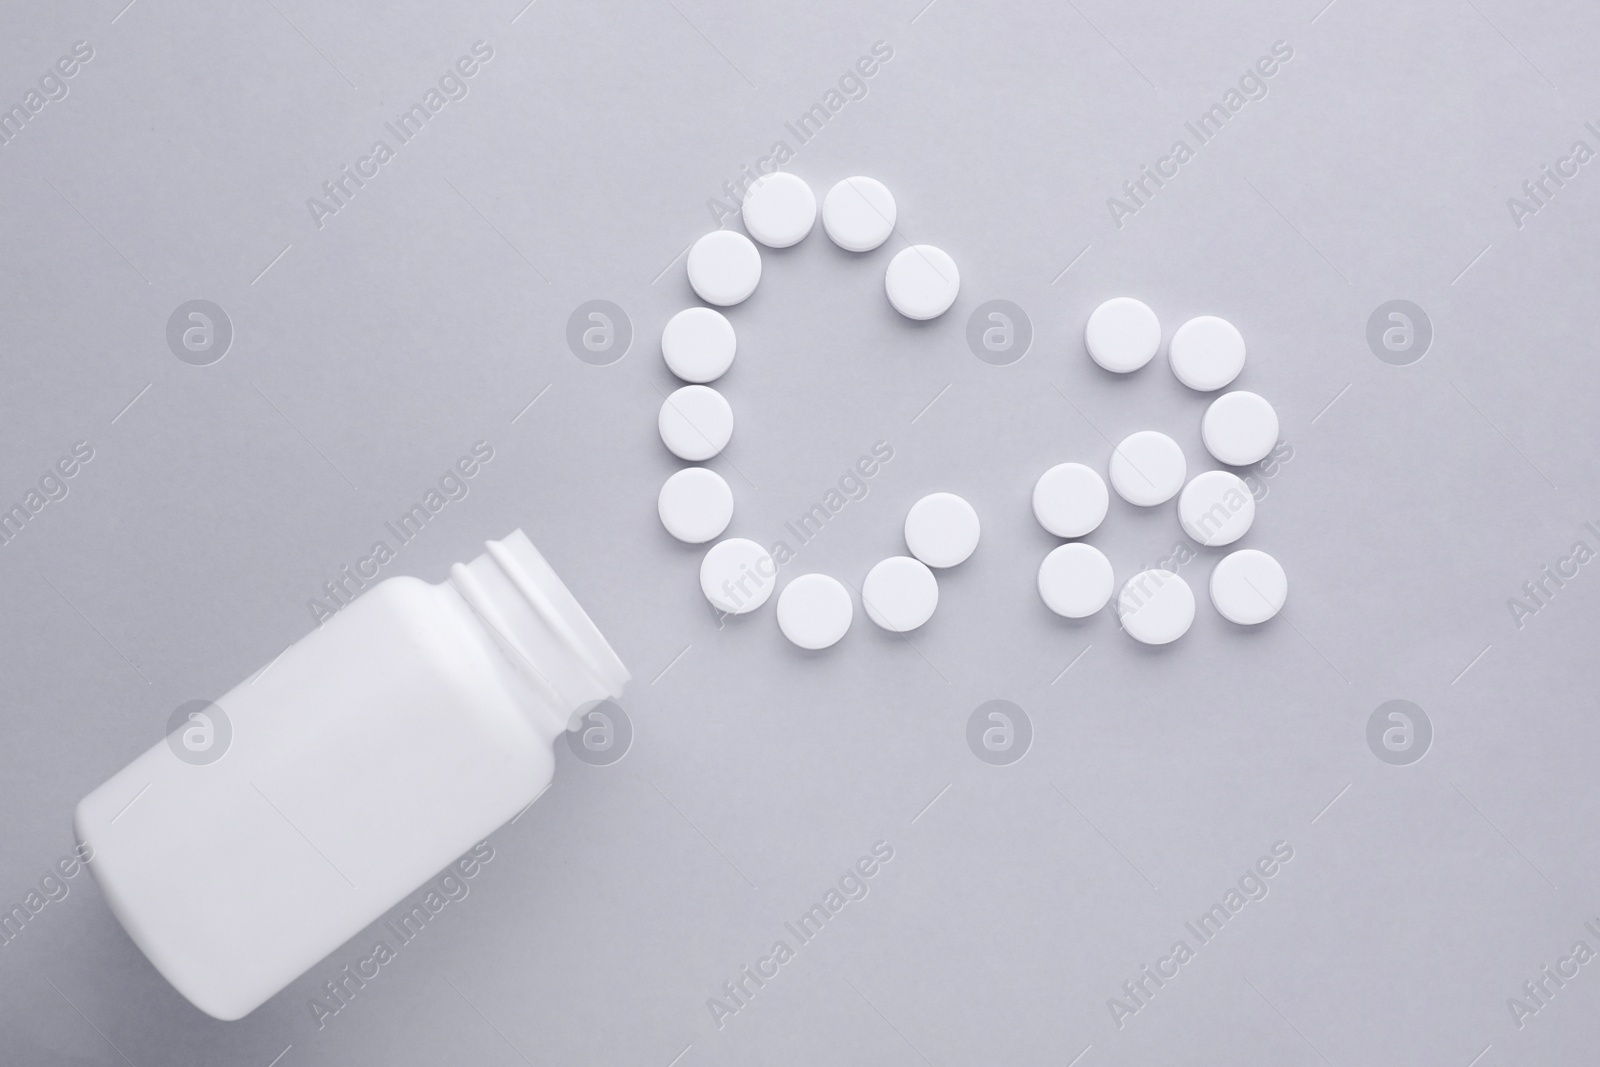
(449, 530, 629, 733)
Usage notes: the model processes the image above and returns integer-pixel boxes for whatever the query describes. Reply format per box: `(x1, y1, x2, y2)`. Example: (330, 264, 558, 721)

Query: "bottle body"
(73, 531, 627, 1021)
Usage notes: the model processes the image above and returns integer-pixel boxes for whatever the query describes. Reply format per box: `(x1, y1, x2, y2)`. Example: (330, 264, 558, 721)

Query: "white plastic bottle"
(73, 530, 628, 1021)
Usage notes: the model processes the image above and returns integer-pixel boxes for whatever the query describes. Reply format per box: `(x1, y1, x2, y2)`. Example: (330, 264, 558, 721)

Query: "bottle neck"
(447, 530, 629, 737)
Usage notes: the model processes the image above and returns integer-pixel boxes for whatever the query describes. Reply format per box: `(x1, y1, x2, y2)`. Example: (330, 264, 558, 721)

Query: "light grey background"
(2, 0, 1598, 1064)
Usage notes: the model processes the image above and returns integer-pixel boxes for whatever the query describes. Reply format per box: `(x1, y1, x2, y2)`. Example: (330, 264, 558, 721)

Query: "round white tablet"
(1178, 470, 1256, 547)
(1037, 543, 1114, 618)
(1209, 549, 1287, 625)
(741, 172, 816, 248)
(658, 467, 733, 543)
(687, 230, 762, 306)
(1085, 297, 1161, 373)
(904, 492, 980, 568)
(885, 245, 960, 320)
(661, 307, 736, 383)
(1169, 315, 1245, 391)
(861, 556, 938, 632)
(700, 537, 776, 615)
(822, 176, 896, 252)
(776, 573, 853, 649)
(1109, 431, 1186, 507)
(658, 385, 733, 461)
(1201, 390, 1278, 466)
(1032, 463, 1109, 538)
(1117, 569, 1195, 645)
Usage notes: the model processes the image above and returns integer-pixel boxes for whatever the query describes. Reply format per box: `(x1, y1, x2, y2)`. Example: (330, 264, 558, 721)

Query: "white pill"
(1085, 297, 1161, 373)
(658, 467, 733, 544)
(1032, 463, 1108, 538)
(741, 172, 816, 248)
(1109, 431, 1186, 507)
(1117, 569, 1195, 645)
(700, 537, 776, 615)
(687, 230, 762, 306)
(862, 556, 938, 632)
(904, 492, 980, 568)
(885, 245, 959, 320)
(821, 176, 896, 252)
(1037, 543, 1114, 618)
(661, 307, 736, 383)
(1178, 470, 1256, 547)
(1202, 390, 1278, 466)
(1169, 315, 1245, 391)
(1209, 549, 1287, 625)
(658, 385, 733, 461)
(776, 574, 853, 649)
